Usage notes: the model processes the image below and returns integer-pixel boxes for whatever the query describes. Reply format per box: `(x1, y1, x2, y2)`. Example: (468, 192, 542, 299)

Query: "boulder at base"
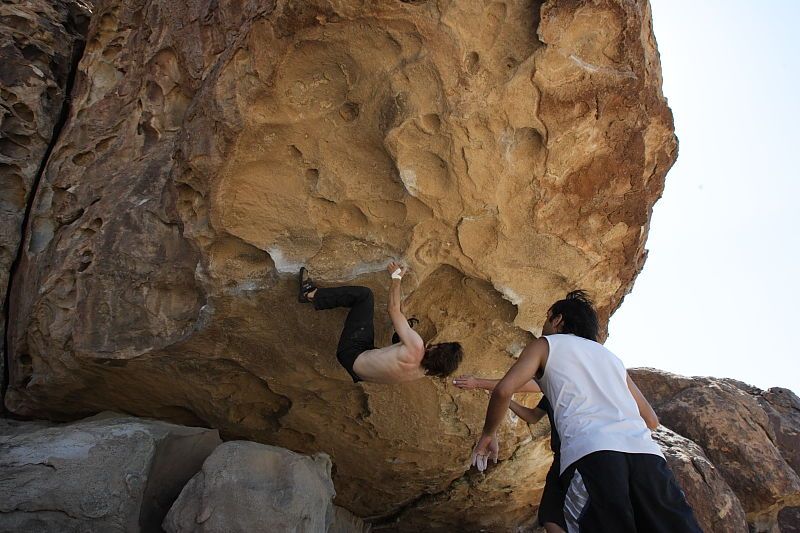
(631, 368, 800, 531)
(163, 441, 338, 533)
(652, 426, 748, 533)
(0, 412, 220, 532)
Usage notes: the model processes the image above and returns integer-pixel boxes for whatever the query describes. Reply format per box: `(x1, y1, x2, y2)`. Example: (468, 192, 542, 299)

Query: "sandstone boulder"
(631, 368, 800, 530)
(652, 426, 748, 533)
(0, 0, 90, 398)
(5, 0, 676, 527)
(758, 387, 800, 477)
(0, 412, 221, 532)
(163, 441, 335, 533)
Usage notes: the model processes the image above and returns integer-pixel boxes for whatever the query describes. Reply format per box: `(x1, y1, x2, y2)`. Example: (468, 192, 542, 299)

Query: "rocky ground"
(0, 413, 367, 532)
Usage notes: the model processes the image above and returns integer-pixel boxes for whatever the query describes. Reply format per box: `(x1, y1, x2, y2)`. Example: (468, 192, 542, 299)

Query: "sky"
(605, 0, 800, 393)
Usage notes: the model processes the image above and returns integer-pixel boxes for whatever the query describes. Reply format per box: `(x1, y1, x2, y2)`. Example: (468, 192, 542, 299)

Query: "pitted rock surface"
(0, 0, 90, 394)
(5, 0, 676, 527)
(631, 368, 800, 531)
(652, 426, 748, 533)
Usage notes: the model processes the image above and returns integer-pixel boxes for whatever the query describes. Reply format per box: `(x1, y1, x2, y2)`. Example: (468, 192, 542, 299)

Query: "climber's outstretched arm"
(387, 261, 424, 362)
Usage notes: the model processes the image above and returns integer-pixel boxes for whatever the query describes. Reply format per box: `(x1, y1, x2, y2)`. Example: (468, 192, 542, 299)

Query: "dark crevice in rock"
(0, 507, 82, 521)
(2, 30, 88, 414)
(368, 488, 437, 529)
(369, 438, 535, 529)
(368, 467, 482, 530)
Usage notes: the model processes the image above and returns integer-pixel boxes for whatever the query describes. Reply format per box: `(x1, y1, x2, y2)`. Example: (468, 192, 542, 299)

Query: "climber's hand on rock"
(387, 261, 406, 279)
(453, 375, 479, 389)
(471, 433, 499, 472)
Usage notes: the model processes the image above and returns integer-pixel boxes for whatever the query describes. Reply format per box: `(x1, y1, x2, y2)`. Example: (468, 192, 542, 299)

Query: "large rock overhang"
(4, 0, 676, 528)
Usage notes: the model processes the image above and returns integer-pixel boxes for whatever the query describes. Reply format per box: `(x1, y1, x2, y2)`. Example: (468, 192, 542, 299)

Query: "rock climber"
(470, 290, 702, 532)
(298, 261, 463, 384)
(453, 375, 566, 533)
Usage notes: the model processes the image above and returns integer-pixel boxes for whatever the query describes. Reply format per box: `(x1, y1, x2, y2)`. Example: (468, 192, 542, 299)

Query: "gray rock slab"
(164, 441, 335, 533)
(0, 412, 220, 532)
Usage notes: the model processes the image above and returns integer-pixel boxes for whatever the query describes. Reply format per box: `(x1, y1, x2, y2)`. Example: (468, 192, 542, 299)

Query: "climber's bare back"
(353, 342, 426, 384)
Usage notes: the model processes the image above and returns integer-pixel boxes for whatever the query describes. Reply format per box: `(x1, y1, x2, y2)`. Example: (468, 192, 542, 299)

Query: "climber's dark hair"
(549, 290, 599, 342)
(421, 342, 463, 378)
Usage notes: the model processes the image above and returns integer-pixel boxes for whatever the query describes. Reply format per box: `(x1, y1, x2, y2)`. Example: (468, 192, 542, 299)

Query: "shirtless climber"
(298, 261, 463, 384)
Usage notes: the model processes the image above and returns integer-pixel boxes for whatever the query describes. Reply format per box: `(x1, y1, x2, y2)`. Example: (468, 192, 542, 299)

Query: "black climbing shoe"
(298, 267, 317, 303)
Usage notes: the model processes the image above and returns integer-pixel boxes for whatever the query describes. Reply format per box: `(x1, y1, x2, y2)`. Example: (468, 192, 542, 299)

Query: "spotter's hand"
(471, 433, 499, 472)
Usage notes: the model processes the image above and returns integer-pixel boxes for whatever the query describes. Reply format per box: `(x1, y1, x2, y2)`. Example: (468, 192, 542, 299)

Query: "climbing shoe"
(298, 267, 317, 303)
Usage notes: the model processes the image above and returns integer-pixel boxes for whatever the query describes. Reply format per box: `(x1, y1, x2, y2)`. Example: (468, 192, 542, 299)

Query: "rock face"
(631, 368, 800, 532)
(378, 412, 553, 531)
(4, 0, 676, 528)
(0, 413, 221, 532)
(331, 506, 372, 533)
(164, 441, 336, 533)
(652, 426, 748, 533)
(0, 0, 90, 398)
(779, 507, 800, 533)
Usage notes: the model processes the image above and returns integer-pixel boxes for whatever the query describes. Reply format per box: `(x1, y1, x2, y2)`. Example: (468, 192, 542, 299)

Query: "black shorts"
(539, 460, 567, 529)
(313, 286, 376, 383)
(560, 451, 702, 533)
(335, 324, 374, 383)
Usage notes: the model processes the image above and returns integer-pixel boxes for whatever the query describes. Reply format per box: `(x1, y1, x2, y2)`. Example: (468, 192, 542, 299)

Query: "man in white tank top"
(471, 291, 702, 533)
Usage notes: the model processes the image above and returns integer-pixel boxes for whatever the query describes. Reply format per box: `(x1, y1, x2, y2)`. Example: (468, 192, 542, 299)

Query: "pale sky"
(606, 0, 800, 393)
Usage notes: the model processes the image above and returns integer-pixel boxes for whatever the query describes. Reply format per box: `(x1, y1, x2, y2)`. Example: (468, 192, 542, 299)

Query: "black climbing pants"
(313, 286, 375, 383)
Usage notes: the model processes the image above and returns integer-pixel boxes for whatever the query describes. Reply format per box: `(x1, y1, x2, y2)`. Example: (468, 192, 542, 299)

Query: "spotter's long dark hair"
(549, 290, 599, 341)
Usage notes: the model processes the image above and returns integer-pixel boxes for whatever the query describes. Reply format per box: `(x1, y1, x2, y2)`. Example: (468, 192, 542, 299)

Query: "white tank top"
(538, 334, 663, 473)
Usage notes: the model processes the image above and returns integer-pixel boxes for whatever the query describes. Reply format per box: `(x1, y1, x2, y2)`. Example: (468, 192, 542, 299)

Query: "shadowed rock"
(0, 0, 91, 400)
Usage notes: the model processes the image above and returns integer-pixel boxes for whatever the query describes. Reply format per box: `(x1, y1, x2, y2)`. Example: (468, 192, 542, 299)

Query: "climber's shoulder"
(353, 344, 425, 384)
(397, 337, 425, 364)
